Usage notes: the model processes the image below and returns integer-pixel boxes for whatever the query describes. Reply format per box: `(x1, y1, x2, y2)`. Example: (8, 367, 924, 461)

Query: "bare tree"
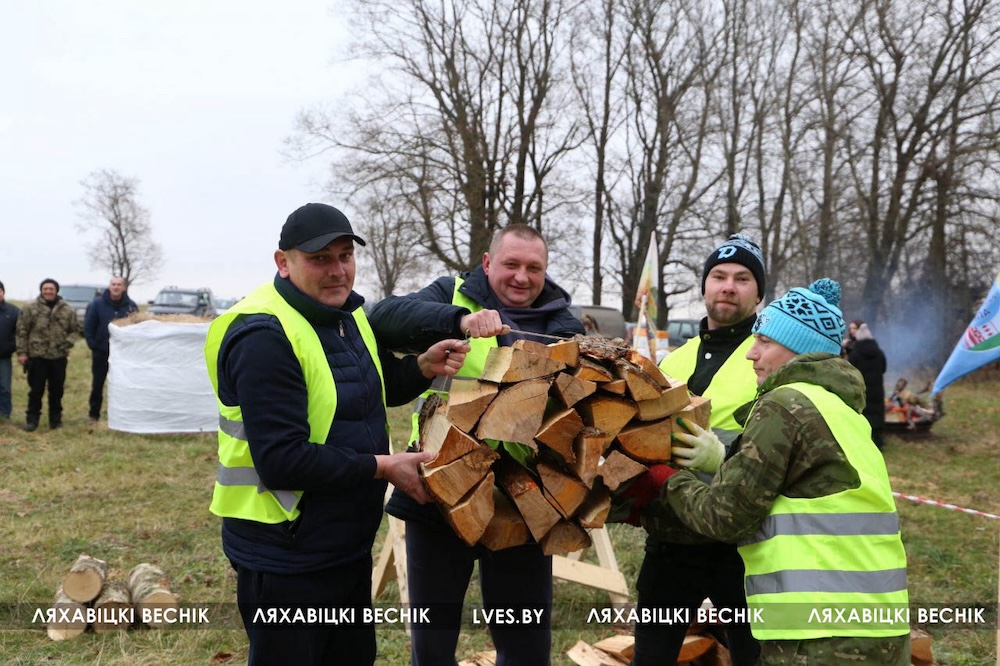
(75, 169, 162, 286)
(293, 0, 582, 280)
(606, 0, 724, 323)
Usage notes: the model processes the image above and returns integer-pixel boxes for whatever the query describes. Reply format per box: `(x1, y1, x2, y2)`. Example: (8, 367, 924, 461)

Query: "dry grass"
(0, 342, 996, 664)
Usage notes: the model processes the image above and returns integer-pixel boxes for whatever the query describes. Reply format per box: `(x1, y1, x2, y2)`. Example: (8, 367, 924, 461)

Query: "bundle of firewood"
(417, 336, 710, 556)
(45, 554, 178, 640)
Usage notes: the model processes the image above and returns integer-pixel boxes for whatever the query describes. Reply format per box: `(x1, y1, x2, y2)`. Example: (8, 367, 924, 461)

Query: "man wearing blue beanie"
(645, 279, 911, 664)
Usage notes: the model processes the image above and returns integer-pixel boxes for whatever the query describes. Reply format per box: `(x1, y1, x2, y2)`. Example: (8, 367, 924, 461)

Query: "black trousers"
(632, 541, 760, 666)
(405, 519, 553, 666)
(234, 558, 376, 666)
(89, 352, 110, 419)
(25, 357, 67, 426)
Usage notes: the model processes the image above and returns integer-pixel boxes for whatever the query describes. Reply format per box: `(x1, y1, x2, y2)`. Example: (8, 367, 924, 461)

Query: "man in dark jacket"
(0, 280, 19, 421)
(847, 322, 887, 448)
(84, 276, 139, 421)
(16, 278, 79, 431)
(205, 203, 469, 666)
(368, 224, 585, 666)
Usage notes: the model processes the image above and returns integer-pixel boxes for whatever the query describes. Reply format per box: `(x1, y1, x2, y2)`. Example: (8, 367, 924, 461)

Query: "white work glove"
(671, 418, 725, 474)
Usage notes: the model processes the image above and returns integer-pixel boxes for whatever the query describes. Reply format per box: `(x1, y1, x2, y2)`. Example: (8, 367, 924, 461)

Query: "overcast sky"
(1, 1, 368, 304)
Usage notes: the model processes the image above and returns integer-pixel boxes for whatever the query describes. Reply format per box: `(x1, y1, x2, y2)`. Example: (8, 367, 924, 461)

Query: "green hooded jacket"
(15, 296, 79, 360)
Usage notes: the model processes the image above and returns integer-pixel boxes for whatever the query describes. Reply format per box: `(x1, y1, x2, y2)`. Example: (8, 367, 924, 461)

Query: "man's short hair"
(40, 278, 59, 293)
(489, 224, 548, 258)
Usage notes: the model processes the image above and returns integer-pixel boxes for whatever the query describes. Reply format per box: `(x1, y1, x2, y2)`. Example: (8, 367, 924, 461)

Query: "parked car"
(666, 318, 700, 349)
(60, 284, 104, 325)
(213, 296, 239, 314)
(148, 286, 217, 318)
(568, 304, 628, 340)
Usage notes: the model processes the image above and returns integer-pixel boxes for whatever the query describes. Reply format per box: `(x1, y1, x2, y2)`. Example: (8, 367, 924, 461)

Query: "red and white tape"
(893, 492, 1000, 521)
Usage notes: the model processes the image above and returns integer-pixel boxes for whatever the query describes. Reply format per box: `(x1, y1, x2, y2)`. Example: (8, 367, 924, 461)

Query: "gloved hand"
(671, 418, 725, 473)
(610, 464, 678, 526)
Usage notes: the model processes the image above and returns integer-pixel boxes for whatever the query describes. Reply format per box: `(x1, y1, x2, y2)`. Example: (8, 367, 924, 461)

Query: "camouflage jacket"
(15, 296, 79, 360)
(642, 352, 865, 543)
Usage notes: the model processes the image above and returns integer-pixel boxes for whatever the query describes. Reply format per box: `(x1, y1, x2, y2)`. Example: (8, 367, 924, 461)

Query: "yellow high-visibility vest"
(659, 334, 757, 441)
(407, 278, 535, 464)
(738, 381, 909, 639)
(204, 282, 385, 523)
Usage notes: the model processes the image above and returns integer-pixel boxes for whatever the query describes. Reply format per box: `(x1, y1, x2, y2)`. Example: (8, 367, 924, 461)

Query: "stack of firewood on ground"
(45, 553, 179, 640)
(415, 334, 707, 556)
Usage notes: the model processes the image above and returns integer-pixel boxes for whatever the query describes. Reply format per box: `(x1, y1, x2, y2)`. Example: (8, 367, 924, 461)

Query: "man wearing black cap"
(204, 203, 471, 665)
(612, 234, 766, 665)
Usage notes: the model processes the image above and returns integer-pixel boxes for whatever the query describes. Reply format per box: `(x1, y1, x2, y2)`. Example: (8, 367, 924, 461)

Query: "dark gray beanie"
(702, 233, 766, 299)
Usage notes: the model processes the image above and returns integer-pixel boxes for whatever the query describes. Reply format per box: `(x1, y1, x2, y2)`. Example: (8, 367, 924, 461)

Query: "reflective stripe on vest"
(658, 334, 757, 443)
(204, 282, 385, 523)
(737, 381, 909, 640)
(407, 276, 497, 445)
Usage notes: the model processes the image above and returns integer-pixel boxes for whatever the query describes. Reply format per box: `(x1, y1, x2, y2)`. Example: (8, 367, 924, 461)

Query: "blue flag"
(932, 272, 1000, 395)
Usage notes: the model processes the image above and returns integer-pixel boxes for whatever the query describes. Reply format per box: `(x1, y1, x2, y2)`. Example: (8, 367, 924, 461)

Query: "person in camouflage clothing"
(15, 278, 79, 431)
(643, 279, 910, 665)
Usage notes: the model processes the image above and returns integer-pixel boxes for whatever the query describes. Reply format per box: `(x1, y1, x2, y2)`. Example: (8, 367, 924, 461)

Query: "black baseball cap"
(279, 203, 366, 252)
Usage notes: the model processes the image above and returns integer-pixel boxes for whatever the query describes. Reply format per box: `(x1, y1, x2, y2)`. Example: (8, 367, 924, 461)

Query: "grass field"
(0, 340, 996, 664)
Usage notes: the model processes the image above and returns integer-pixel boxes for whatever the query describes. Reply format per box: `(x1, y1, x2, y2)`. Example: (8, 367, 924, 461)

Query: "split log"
(574, 359, 615, 383)
(127, 563, 178, 627)
(566, 639, 624, 666)
(634, 383, 691, 422)
(614, 418, 673, 463)
(571, 428, 605, 488)
(443, 472, 496, 546)
(540, 520, 592, 556)
(592, 634, 635, 661)
(910, 627, 934, 664)
(535, 408, 585, 463)
(480, 347, 566, 383)
(626, 349, 671, 388)
(62, 553, 108, 603)
(537, 461, 590, 518)
(600, 379, 628, 396)
(421, 412, 482, 465)
(574, 486, 611, 529)
(512, 339, 552, 355)
(670, 395, 712, 436)
(613, 360, 664, 401)
(576, 395, 638, 448)
(552, 372, 597, 408)
(421, 445, 500, 505)
(678, 633, 716, 661)
(546, 339, 580, 367)
(479, 488, 530, 551)
(46, 586, 87, 641)
(92, 581, 133, 633)
(496, 463, 562, 542)
(598, 450, 648, 492)
(445, 381, 498, 433)
(476, 379, 552, 446)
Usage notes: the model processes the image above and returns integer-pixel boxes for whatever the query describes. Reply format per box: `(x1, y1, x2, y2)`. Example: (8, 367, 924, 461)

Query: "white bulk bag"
(108, 320, 217, 433)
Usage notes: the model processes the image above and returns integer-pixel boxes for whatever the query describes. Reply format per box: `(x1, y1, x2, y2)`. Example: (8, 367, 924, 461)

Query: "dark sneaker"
(24, 422, 38, 432)
(88, 415, 99, 422)
(50, 423, 62, 430)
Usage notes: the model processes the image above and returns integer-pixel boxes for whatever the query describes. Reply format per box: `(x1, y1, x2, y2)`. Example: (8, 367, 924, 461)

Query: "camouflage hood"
(758, 351, 866, 413)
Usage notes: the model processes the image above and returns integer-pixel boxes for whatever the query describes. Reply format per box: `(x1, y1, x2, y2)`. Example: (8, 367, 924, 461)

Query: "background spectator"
(83, 276, 139, 421)
(0, 280, 19, 422)
(848, 322, 887, 448)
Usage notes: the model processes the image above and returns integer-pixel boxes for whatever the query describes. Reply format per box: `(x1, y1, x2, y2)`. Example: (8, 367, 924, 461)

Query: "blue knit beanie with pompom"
(752, 278, 845, 355)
